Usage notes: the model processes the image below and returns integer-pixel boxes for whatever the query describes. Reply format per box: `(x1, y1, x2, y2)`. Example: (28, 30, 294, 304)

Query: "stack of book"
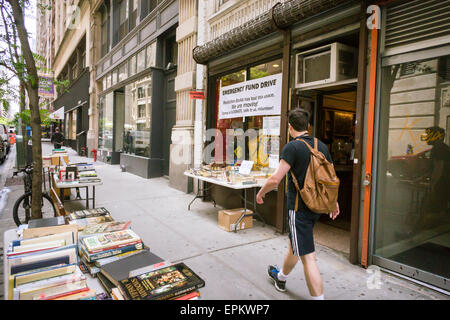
(6, 225, 97, 300)
(68, 208, 115, 231)
(78, 230, 144, 277)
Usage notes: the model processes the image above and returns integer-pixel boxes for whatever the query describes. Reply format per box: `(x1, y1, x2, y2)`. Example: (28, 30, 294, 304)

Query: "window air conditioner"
(295, 42, 358, 89)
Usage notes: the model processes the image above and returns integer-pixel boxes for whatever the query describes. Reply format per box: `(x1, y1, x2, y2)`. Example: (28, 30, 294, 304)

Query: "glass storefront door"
(373, 52, 450, 291)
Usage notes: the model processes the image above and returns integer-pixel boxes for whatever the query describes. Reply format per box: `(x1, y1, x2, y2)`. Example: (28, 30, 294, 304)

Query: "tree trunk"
(8, 0, 43, 219)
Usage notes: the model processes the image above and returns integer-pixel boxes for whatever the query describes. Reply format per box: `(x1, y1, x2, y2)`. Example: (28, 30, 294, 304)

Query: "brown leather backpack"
(290, 138, 340, 214)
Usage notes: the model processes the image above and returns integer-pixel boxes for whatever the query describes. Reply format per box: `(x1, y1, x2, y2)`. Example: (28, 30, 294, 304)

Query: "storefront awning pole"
(361, 24, 379, 268)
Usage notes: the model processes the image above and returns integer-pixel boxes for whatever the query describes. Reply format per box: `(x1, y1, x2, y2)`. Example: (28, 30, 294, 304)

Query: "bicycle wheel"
(13, 192, 57, 226)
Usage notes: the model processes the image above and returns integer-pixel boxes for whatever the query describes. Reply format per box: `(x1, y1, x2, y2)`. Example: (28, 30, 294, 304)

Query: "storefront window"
(129, 55, 137, 76)
(214, 59, 282, 169)
(71, 109, 77, 140)
(146, 42, 156, 68)
(112, 69, 118, 86)
(374, 54, 450, 281)
(137, 50, 146, 73)
(119, 62, 128, 82)
(98, 92, 114, 151)
(122, 74, 152, 157)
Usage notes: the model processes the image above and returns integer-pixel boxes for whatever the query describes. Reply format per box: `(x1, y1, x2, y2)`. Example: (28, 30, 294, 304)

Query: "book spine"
(82, 243, 143, 262)
(155, 285, 201, 301)
(173, 291, 200, 300)
(41, 287, 90, 300)
(86, 240, 142, 254)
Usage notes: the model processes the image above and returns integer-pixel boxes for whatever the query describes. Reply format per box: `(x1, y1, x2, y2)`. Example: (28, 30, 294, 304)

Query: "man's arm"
(256, 159, 291, 204)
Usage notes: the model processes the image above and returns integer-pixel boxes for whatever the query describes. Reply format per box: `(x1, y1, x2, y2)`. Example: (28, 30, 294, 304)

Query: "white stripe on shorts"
(289, 210, 299, 256)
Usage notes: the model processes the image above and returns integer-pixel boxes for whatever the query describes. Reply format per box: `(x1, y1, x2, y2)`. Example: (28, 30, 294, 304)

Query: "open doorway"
(293, 88, 356, 255)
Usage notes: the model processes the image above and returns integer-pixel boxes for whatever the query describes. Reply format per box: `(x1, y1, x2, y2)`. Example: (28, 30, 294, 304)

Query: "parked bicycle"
(13, 165, 56, 226)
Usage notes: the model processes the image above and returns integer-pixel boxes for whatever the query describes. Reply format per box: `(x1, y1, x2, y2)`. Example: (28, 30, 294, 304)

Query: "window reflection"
(375, 54, 450, 280)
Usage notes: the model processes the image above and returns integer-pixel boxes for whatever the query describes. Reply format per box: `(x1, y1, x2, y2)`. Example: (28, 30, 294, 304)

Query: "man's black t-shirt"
(51, 132, 64, 144)
(280, 135, 333, 212)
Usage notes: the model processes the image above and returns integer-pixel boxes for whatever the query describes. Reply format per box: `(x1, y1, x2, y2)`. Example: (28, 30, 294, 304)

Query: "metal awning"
(193, 0, 356, 65)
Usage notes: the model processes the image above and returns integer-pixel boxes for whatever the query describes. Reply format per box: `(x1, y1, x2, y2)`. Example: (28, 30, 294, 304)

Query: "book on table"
(118, 262, 205, 300)
(79, 240, 144, 263)
(78, 221, 131, 238)
(69, 215, 114, 230)
(69, 207, 110, 221)
(99, 249, 166, 287)
(82, 229, 141, 254)
(28, 216, 66, 229)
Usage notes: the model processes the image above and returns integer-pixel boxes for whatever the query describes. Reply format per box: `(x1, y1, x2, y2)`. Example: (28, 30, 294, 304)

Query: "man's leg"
(281, 241, 299, 276)
(300, 252, 323, 298)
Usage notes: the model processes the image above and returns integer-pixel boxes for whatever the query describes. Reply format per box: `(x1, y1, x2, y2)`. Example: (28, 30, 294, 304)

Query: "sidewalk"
(1, 142, 448, 300)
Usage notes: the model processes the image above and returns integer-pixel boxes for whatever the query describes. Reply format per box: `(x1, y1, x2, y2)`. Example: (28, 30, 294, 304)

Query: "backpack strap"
(290, 137, 317, 212)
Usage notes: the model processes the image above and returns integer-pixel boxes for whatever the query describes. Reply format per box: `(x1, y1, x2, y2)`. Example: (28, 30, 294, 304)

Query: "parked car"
(0, 136, 6, 163)
(0, 124, 10, 154)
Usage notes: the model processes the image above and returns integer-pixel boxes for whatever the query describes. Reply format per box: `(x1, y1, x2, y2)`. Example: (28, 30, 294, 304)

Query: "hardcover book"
(69, 207, 109, 220)
(10, 255, 70, 275)
(94, 246, 148, 267)
(99, 249, 164, 287)
(82, 229, 141, 253)
(118, 263, 205, 300)
(70, 215, 114, 229)
(78, 221, 131, 238)
(28, 216, 66, 229)
(79, 241, 143, 263)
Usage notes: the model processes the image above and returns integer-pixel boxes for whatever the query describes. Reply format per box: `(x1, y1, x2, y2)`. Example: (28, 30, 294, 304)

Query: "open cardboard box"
(218, 208, 253, 232)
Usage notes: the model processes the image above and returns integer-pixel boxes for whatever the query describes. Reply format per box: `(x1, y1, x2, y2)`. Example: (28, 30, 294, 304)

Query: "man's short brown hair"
(288, 108, 310, 132)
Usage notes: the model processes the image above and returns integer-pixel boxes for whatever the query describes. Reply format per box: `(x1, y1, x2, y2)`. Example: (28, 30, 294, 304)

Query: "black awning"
(193, 0, 356, 65)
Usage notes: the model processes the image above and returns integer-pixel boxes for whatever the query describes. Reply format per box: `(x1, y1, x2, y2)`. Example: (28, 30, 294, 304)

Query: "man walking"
(51, 127, 65, 149)
(256, 108, 339, 300)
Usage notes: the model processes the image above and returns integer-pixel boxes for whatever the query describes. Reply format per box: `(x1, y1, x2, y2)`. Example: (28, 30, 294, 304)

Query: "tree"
(0, 0, 43, 219)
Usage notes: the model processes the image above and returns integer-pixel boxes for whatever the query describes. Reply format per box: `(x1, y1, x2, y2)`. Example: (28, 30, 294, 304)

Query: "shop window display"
(214, 59, 282, 170)
(374, 54, 450, 281)
(122, 75, 152, 157)
(98, 93, 114, 151)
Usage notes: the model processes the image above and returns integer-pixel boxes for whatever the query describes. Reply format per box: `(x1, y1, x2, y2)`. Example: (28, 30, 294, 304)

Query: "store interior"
(290, 31, 361, 255)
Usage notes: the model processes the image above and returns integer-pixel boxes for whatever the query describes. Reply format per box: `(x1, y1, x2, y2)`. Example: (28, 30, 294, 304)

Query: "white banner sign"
(219, 73, 282, 119)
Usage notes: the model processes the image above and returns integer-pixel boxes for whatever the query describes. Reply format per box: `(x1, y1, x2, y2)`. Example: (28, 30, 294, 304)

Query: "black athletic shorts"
(288, 209, 321, 257)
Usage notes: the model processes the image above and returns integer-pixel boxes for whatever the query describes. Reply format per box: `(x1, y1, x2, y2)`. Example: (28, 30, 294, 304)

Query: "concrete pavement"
(0, 142, 448, 300)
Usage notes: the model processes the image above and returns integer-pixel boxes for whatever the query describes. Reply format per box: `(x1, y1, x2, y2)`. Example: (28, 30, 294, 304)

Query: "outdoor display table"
(52, 174, 103, 209)
(2, 228, 104, 300)
(184, 171, 266, 232)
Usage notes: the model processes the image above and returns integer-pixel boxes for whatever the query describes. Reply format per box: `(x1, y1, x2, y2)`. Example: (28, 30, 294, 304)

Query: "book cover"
(7, 245, 78, 271)
(11, 231, 75, 248)
(94, 246, 148, 267)
(69, 207, 109, 221)
(118, 263, 205, 300)
(70, 215, 114, 229)
(53, 288, 97, 300)
(22, 224, 78, 242)
(8, 240, 66, 256)
(10, 255, 70, 275)
(82, 229, 141, 253)
(13, 267, 83, 300)
(78, 221, 131, 238)
(79, 241, 144, 263)
(28, 216, 66, 229)
(8, 264, 77, 300)
(18, 273, 86, 300)
(99, 250, 164, 287)
(35, 284, 89, 300)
